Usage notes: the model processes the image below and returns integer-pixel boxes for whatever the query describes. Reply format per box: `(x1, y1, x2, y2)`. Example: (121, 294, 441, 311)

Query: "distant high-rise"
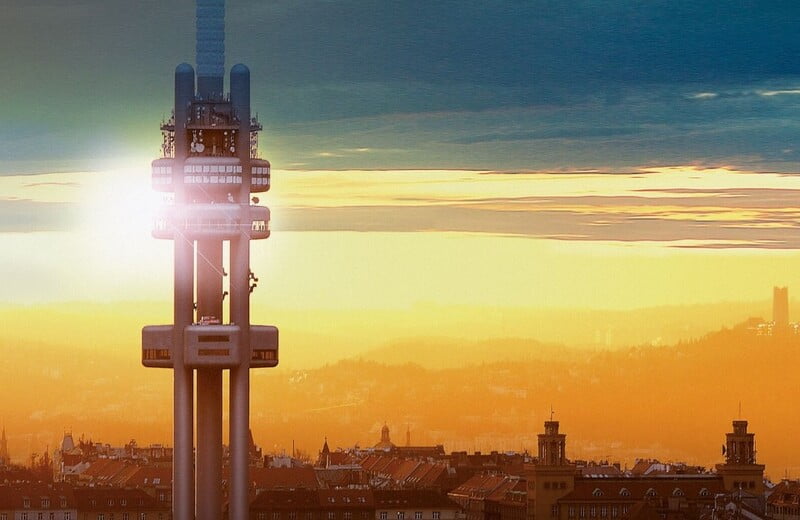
(773, 286, 789, 330)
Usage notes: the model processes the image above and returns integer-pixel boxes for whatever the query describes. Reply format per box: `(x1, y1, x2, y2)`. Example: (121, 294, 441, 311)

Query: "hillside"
(0, 320, 796, 478)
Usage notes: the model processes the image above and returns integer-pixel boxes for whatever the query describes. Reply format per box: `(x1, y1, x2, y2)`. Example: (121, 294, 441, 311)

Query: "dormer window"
(672, 488, 684, 497)
(645, 488, 657, 498)
(619, 488, 631, 497)
(699, 488, 710, 497)
(593, 489, 604, 497)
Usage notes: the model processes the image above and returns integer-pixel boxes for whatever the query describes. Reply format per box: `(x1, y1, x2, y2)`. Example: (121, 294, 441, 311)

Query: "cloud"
(23, 182, 80, 189)
(448, 126, 641, 145)
(0, 199, 78, 233)
(273, 183, 800, 249)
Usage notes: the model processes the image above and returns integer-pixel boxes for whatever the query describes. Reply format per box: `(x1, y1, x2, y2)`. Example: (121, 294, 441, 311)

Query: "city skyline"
(1, 2, 800, 514)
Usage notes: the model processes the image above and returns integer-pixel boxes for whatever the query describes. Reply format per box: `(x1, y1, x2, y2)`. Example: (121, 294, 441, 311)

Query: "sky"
(3, 1, 800, 172)
(2, 1, 800, 470)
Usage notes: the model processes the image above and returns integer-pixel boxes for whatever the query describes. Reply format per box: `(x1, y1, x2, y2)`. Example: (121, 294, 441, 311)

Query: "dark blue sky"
(2, 0, 800, 171)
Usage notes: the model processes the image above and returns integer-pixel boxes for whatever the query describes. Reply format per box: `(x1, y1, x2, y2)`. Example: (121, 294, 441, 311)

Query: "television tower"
(141, 0, 278, 518)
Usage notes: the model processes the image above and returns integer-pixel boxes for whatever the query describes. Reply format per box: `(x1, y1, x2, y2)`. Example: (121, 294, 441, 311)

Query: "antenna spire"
(196, 0, 225, 98)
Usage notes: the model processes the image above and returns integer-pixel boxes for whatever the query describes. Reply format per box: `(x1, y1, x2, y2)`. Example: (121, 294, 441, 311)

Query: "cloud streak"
(271, 170, 800, 249)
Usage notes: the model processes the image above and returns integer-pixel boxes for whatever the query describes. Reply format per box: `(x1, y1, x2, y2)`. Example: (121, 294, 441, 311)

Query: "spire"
(322, 437, 330, 454)
(0, 424, 8, 465)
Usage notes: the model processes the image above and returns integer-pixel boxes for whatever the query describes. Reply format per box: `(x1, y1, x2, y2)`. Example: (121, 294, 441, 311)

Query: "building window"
(568, 507, 575, 518)
(590, 507, 596, 518)
(552, 505, 559, 518)
(258, 514, 266, 520)
(415, 513, 423, 520)
(274, 513, 281, 520)
(580, 507, 586, 518)
(328, 513, 335, 520)
(140, 515, 147, 520)
(622, 506, 629, 516)
(99, 515, 105, 520)
(433, 514, 440, 520)
(42, 498, 51, 509)
(24, 499, 31, 509)
(593, 489, 603, 497)
(397, 513, 405, 520)
(21, 515, 28, 520)
(381, 514, 388, 520)
(343, 514, 351, 520)
(611, 507, 618, 518)
(362, 513, 370, 520)
(290, 513, 297, 520)
(50, 515, 55, 520)
(38, 514, 43, 520)
(308, 513, 315, 520)
(123, 515, 130, 520)
(601, 507, 607, 518)
(66, 514, 72, 520)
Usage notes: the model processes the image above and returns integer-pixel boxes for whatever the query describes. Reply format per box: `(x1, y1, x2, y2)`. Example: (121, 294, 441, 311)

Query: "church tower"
(538, 421, 567, 466)
(526, 420, 576, 520)
(374, 423, 395, 450)
(716, 420, 765, 493)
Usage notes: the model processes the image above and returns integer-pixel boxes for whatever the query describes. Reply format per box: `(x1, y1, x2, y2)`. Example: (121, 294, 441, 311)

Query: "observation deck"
(152, 203, 270, 240)
(151, 157, 270, 193)
(142, 324, 278, 369)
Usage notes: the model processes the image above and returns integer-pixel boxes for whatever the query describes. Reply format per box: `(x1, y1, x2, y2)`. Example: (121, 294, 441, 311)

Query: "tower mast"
(142, 1, 279, 518)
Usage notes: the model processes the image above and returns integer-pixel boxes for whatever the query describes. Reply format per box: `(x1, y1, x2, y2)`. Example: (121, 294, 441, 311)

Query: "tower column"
(173, 235, 195, 520)
(196, 240, 224, 520)
(230, 235, 251, 517)
(229, 62, 252, 519)
(173, 64, 196, 520)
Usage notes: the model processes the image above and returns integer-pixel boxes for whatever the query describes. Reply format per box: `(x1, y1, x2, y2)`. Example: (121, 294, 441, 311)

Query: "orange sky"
(1, 162, 799, 475)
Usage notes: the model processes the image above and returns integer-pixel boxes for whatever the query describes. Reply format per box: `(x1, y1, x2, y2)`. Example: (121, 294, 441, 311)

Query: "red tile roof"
(249, 467, 320, 490)
(559, 477, 724, 502)
(373, 489, 461, 510)
(73, 488, 166, 511)
(768, 480, 800, 506)
(0, 483, 76, 509)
